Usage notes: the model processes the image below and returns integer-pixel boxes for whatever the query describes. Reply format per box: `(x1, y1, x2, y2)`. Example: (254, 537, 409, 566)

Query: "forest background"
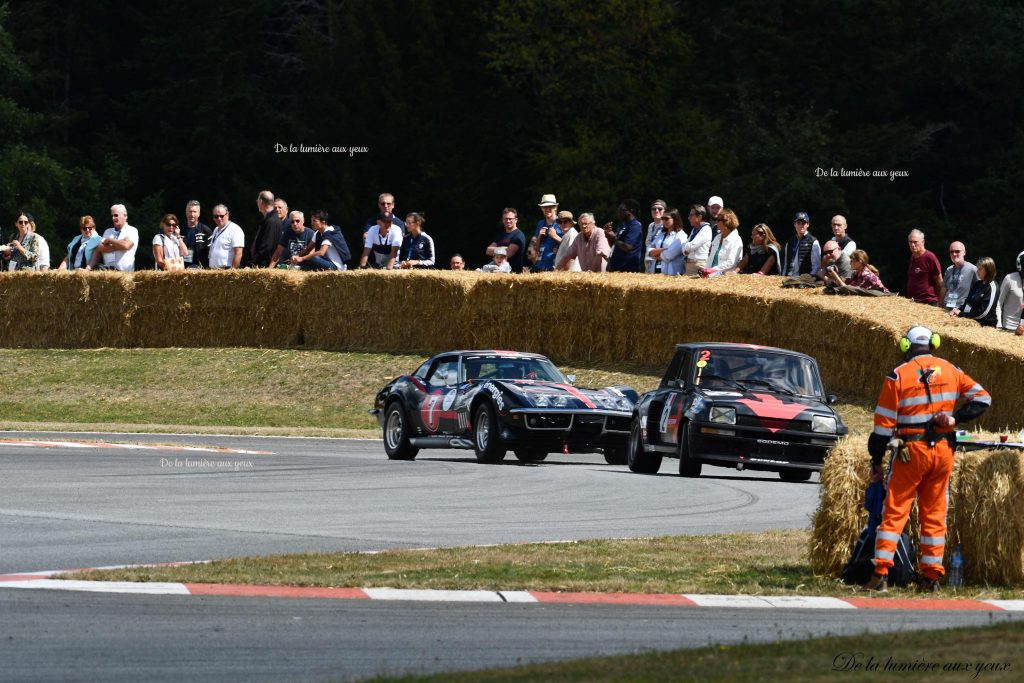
(2, 0, 1022, 284)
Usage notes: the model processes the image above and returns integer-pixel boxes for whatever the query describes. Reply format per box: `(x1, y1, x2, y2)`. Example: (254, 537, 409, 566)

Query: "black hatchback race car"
(628, 342, 847, 481)
(371, 350, 637, 464)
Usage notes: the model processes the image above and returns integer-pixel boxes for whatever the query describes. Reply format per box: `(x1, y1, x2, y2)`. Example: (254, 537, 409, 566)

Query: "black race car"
(628, 343, 847, 481)
(371, 350, 637, 464)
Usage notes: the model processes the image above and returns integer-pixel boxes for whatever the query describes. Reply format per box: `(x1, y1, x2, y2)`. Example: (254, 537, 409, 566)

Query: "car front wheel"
(627, 421, 662, 474)
(383, 401, 419, 461)
(603, 446, 628, 465)
(473, 403, 506, 463)
(678, 422, 702, 478)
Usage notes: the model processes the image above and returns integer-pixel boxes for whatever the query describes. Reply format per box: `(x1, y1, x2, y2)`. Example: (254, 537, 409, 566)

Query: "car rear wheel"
(779, 468, 812, 482)
(678, 422, 702, 478)
(473, 403, 506, 463)
(383, 401, 418, 461)
(627, 422, 662, 473)
(513, 449, 547, 462)
(602, 446, 628, 465)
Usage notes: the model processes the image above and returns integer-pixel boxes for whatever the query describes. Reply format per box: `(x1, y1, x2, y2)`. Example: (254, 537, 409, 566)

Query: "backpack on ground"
(841, 478, 918, 587)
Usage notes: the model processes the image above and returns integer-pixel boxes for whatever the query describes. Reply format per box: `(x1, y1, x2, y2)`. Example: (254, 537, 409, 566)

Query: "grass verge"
(366, 620, 1024, 682)
(0, 348, 668, 437)
(65, 529, 1024, 600)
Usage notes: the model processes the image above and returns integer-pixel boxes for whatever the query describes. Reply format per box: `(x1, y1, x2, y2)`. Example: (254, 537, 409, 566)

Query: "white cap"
(906, 326, 934, 346)
(494, 246, 508, 256)
(708, 196, 724, 208)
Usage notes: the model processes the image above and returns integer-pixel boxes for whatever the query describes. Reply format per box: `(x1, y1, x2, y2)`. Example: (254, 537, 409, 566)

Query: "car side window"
(427, 358, 458, 389)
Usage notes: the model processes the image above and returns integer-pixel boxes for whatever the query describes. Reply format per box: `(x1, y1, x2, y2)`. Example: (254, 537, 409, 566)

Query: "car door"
(420, 356, 460, 434)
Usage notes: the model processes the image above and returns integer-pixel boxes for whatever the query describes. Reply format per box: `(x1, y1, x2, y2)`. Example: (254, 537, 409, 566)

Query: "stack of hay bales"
(301, 270, 474, 353)
(810, 437, 1023, 585)
(464, 272, 629, 363)
(131, 270, 303, 348)
(0, 271, 133, 348)
(949, 449, 1024, 584)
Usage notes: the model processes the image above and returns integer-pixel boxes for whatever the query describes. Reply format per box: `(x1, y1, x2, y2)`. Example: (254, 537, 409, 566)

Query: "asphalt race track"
(2, 432, 1020, 682)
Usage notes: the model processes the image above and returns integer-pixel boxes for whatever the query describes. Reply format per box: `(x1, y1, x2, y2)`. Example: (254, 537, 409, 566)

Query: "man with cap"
(359, 212, 402, 269)
(604, 199, 644, 272)
(644, 199, 667, 273)
(528, 194, 563, 272)
(707, 196, 724, 223)
(783, 211, 821, 277)
(552, 210, 580, 272)
(477, 246, 511, 273)
(862, 326, 991, 593)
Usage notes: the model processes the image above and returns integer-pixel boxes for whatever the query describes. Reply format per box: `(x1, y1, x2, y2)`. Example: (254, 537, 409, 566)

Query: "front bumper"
(689, 420, 839, 471)
(503, 408, 631, 448)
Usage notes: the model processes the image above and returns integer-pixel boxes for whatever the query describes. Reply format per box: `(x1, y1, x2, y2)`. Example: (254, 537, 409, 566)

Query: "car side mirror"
(566, 374, 576, 386)
(827, 394, 838, 405)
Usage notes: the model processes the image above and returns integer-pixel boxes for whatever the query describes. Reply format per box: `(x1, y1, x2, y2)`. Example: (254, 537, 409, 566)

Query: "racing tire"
(383, 401, 419, 461)
(602, 446, 628, 466)
(627, 421, 662, 474)
(779, 468, 812, 483)
(473, 402, 506, 463)
(513, 449, 548, 462)
(677, 422, 702, 478)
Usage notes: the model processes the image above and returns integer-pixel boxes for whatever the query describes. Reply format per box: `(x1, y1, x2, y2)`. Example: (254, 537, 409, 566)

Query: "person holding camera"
(816, 240, 852, 282)
(528, 194, 563, 272)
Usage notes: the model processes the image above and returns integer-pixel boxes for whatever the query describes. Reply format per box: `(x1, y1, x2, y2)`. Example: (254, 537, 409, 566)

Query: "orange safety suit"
(869, 353, 990, 580)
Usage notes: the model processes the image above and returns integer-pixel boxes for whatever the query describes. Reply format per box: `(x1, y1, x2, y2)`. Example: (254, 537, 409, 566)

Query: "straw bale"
(131, 270, 303, 348)
(300, 270, 474, 353)
(463, 271, 630, 363)
(948, 449, 1024, 584)
(0, 270, 134, 348)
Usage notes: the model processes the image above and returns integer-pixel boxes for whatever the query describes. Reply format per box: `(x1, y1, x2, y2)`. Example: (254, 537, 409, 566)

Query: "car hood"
(698, 388, 840, 429)
(491, 381, 633, 411)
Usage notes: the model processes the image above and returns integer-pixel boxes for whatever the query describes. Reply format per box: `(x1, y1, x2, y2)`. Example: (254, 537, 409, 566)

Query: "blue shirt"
(532, 220, 563, 272)
(607, 218, 643, 272)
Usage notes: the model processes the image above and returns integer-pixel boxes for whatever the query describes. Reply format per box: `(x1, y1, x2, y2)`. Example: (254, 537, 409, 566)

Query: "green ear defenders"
(899, 325, 941, 353)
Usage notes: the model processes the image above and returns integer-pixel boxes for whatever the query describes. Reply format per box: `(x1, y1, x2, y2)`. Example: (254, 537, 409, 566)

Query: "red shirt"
(907, 250, 941, 303)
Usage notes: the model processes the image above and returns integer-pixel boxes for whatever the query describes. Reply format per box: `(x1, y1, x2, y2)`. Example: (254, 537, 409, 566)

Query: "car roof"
(429, 350, 550, 361)
(675, 342, 816, 363)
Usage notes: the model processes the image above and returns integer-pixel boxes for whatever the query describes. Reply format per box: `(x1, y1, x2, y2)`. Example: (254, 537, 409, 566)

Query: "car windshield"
(690, 348, 825, 397)
(463, 355, 568, 383)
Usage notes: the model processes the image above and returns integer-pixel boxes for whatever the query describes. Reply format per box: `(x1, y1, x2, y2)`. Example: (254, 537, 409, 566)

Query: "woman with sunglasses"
(3, 212, 40, 271)
(647, 208, 687, 275)
(58, 216, 102, 270)
(736, 223, 782, 275)
(152, 213, 189, 270)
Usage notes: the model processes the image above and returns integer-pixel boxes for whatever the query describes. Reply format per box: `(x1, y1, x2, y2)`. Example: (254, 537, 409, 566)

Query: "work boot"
(916, 577, 941, 594)
(861, 573, 888, 593)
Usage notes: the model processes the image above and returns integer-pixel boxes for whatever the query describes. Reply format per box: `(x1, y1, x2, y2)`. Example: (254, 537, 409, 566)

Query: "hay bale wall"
(2, 271, 1020, 428)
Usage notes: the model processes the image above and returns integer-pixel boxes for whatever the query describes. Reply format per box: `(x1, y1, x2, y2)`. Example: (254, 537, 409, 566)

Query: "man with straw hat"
(862, 326, 991, 593)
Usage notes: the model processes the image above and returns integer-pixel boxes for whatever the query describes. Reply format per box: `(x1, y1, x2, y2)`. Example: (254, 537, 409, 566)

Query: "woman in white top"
(647, 208, 688, 275)
(643, 200, 666, 273)
(682, 204, 713, 275)
(152, 213, 189, 270)
(996, 250, 1024, 335)
(701, 208, 744, 277)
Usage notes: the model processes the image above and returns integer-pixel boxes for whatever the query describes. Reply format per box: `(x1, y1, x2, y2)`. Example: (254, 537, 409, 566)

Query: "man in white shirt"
(208, 204, 245, 268)
(88, 204, 138, 271)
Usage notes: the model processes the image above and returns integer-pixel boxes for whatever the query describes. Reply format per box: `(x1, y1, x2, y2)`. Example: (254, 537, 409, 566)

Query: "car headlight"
(812, 415, 837, 434)
(710, 406, 736, 424)
(534, 394, 568, 408)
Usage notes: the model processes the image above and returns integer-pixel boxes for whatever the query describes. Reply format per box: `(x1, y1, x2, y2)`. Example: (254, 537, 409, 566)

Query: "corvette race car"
(628, 342, 847, 481)
(371, 350, 638, 464)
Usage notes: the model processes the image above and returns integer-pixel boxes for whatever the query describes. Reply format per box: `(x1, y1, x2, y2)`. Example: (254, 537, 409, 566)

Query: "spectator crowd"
(4, 189, 1022, 336)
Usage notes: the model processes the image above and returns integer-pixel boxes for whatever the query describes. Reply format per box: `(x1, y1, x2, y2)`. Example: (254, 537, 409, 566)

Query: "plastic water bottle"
(949, 545, 964, 588)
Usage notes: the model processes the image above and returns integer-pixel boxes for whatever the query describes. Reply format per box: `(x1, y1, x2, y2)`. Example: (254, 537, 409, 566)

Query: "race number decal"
(421, 393, 442, 432)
